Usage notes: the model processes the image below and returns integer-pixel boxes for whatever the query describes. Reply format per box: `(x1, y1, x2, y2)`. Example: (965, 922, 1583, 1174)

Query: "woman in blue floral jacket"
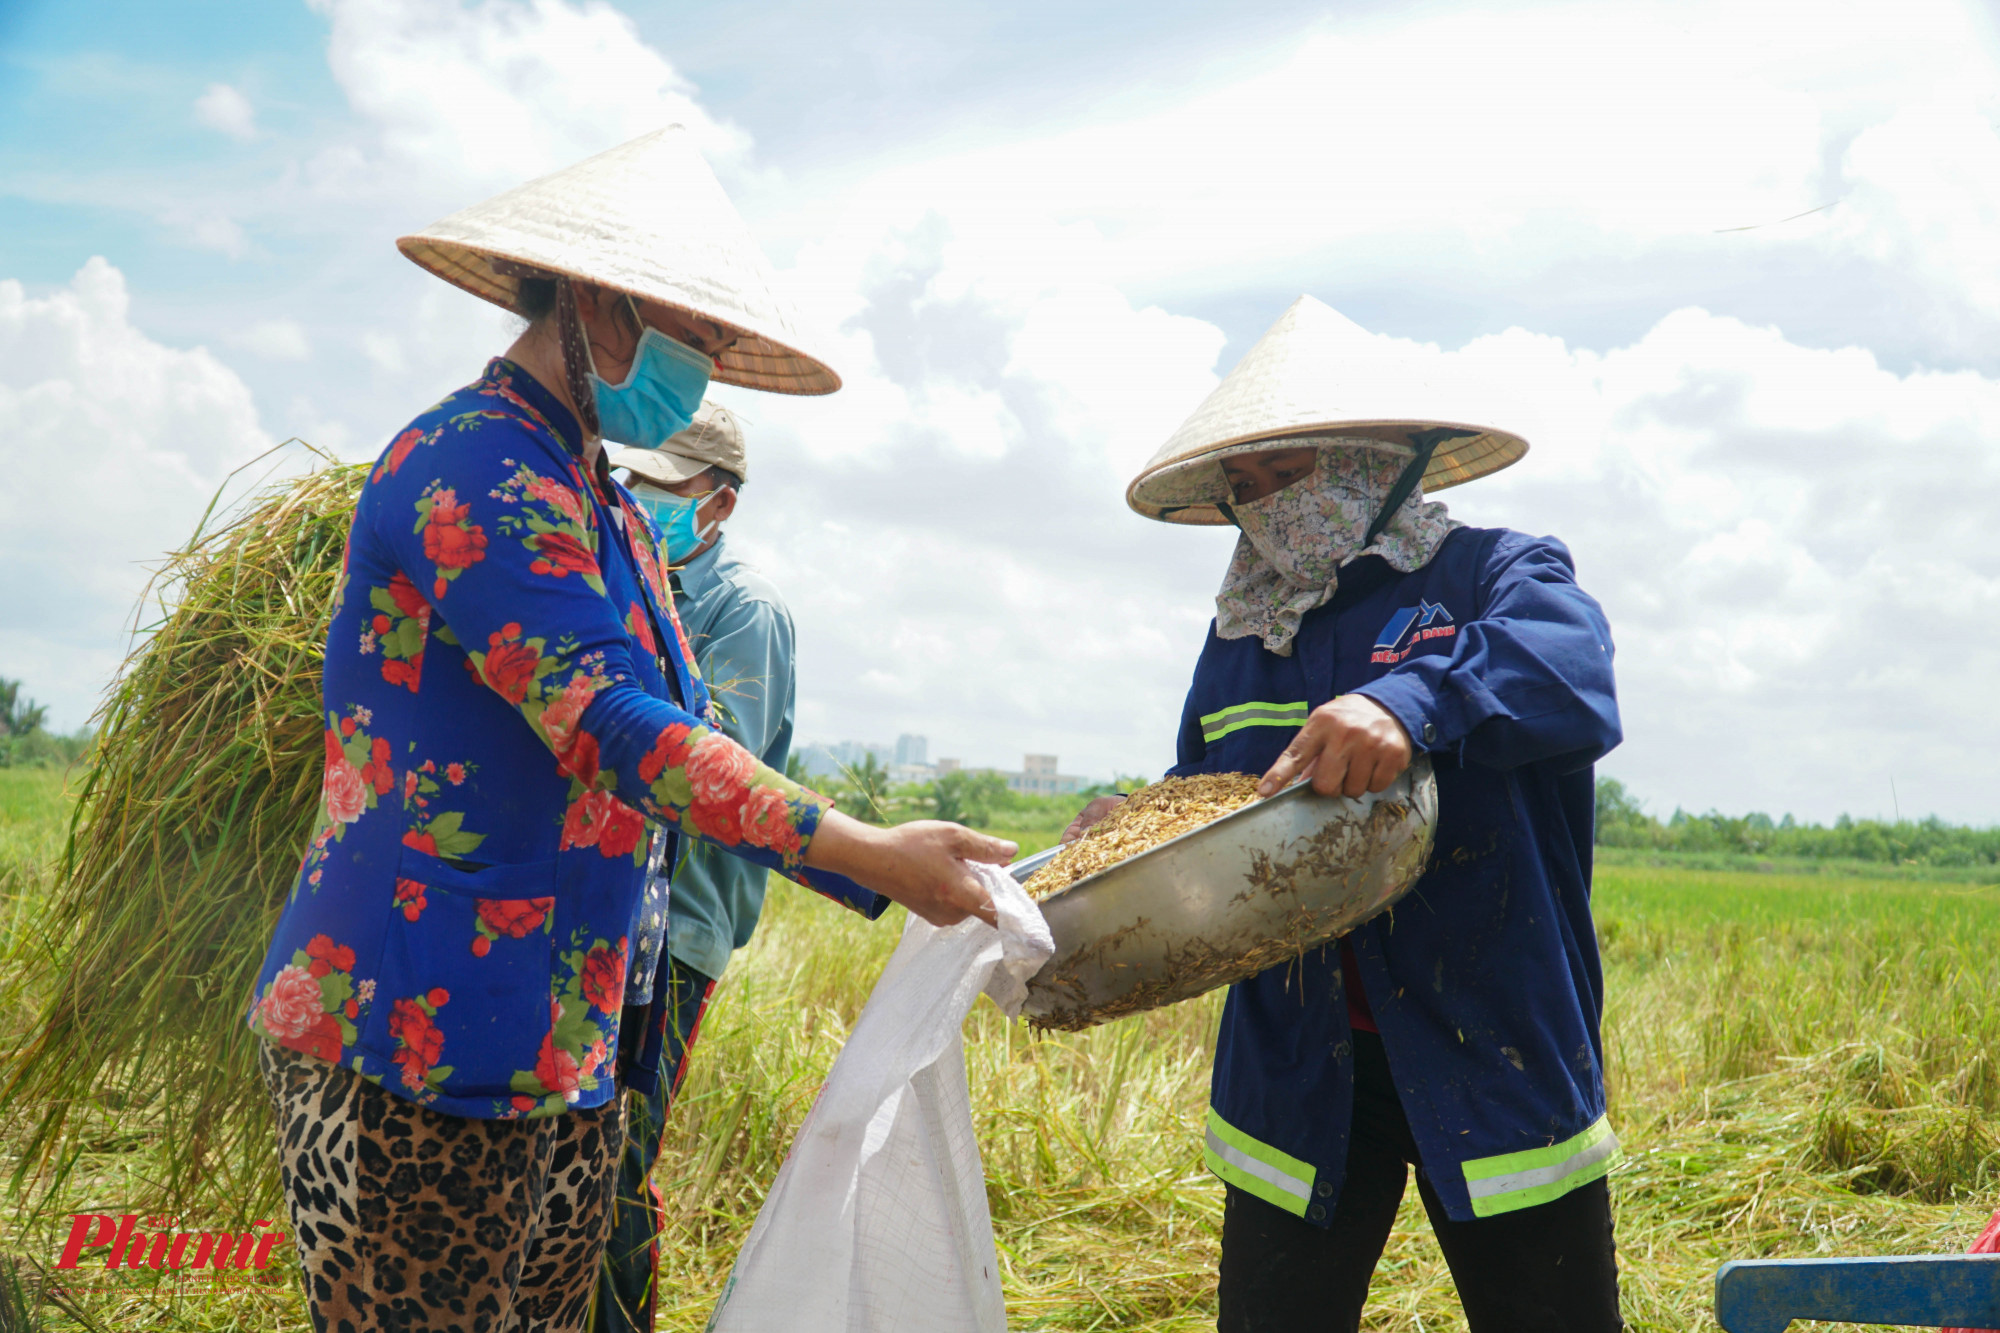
(248, 129, 1011, 1333)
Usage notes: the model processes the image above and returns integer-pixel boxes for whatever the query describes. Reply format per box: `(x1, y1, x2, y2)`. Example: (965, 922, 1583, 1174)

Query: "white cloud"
(764, 7, 1821, 290)
(676, 207, 1235, 778)
(1835, 104, 2000, 327)
(0, 259, 273, 731)
(310, 0, 747, 194)
(741, 0, 2000, 360)
(1438, 310, 2000, 823)
(227, 318, 313, 362)
(193, 82, 258, 140)
(346, 279, 522, 429)
(283, 0, 754, 452)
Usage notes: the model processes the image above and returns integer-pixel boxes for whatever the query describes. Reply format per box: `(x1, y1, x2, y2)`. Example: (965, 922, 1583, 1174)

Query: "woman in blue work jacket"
(1070, 296, 1624, 1333)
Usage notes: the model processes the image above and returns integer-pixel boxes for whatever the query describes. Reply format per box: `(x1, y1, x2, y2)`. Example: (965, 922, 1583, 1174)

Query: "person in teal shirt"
(597, 402, 800, 1332)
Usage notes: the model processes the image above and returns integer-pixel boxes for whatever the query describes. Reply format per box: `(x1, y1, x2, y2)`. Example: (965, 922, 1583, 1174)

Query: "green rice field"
(3, 765, 1998, 1331)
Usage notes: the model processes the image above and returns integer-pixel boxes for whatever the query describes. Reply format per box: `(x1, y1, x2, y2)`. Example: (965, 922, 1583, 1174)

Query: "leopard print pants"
(259, 1041, 624, 1333)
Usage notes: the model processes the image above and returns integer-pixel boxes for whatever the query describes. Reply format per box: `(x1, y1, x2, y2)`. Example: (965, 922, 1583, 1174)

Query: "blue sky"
(3, 0, 1997, 822)
(13, 0, 1986, 368)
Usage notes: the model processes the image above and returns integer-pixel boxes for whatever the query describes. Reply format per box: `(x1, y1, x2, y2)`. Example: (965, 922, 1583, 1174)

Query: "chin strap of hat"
(555, 277, 603, 442)
(1364, 428, 1479, 547)
(490, 258, 602, 443)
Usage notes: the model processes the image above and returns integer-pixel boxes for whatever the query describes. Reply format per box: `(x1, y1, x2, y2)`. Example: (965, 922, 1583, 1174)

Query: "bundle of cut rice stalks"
(3, 454, 363, 1215)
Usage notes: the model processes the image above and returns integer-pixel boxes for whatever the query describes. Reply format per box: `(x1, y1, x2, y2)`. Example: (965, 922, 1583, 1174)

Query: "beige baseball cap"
(611, 402, 747, 488)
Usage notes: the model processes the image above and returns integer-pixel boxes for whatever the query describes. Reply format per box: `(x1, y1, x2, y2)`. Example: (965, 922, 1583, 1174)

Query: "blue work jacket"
(1174, 526, 1621, 1223)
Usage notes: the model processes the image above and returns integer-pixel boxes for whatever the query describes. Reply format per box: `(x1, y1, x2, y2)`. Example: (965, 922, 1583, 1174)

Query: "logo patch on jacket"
(1372, 601, 1455, 664)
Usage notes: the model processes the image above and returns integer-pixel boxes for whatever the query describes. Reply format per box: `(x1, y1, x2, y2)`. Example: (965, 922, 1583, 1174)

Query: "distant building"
(1003, 754, 1091, 796)
(824, 739, 893, 770)
(793, 744, 844, 779)
(797, 736, 1103, 791)
(799, 737, 940, 784)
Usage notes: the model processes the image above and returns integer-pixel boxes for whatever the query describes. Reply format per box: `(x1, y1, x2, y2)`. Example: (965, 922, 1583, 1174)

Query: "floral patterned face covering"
(1214, 444, 1461, 657)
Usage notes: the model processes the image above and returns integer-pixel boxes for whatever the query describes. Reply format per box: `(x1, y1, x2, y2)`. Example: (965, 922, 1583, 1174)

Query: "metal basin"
(1012, 757, 1436, 1031)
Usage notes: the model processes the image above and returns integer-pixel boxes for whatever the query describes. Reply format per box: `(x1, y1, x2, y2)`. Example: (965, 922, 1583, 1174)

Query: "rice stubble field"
(4, 766, 1999, 1331)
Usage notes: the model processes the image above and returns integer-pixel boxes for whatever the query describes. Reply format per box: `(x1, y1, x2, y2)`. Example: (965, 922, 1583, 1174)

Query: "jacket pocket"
(361, 847, 561, 1102)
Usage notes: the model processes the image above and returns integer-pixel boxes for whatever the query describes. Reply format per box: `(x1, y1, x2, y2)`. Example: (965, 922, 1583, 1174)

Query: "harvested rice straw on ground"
(1023, 773, 1264, 899)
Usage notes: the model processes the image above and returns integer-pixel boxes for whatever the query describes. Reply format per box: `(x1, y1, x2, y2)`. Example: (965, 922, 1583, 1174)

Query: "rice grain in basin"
(1024, 773, 1264, 899)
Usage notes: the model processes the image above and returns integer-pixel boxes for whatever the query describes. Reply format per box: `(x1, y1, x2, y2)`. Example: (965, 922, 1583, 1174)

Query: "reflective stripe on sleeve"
(1203, 1106, 1315, 1216)
(1200, 700, 1310, 744)
(1461, 1114, 1620, 1218)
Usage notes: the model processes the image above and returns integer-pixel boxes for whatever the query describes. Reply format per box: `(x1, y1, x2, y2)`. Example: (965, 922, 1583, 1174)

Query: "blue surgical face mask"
(632, 485, 719, 564)
(589, 302, 715, 447)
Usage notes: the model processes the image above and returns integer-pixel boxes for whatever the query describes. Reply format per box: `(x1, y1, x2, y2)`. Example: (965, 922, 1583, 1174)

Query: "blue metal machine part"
(1715, 1256, 2000, 1333)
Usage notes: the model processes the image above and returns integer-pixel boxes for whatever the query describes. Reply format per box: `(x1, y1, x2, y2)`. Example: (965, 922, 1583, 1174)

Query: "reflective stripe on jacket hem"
(1461, 1113, 1619, 1218)
(1200, 700, 1309, 744)
(1203, 1106, 1315, 1216)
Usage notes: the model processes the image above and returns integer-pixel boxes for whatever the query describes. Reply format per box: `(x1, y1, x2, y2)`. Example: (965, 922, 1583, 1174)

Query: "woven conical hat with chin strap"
(1128, 295, 1527, 524)
(398, 126, 840, 395)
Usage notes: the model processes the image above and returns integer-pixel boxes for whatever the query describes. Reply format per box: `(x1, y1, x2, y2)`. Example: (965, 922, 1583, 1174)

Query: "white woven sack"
(707, 863, 1053, 1333)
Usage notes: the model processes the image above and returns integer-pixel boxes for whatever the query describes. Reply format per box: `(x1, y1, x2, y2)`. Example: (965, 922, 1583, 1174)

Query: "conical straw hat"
(399, 126, 840, 395)
(1127, 296, 1527, 524)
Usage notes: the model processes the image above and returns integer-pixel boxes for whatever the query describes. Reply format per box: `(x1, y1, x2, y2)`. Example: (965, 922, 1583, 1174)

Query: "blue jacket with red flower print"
(246, 360, 883, 1120)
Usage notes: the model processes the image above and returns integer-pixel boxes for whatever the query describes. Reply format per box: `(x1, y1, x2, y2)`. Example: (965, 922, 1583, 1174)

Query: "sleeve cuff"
(1350, 675, 1436, 753)
(1356, 668, 1506, 755)
(792, 868, 890, 919)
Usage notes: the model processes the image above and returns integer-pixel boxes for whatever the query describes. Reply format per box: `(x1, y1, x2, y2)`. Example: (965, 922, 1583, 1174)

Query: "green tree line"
(1596, 776, 2000, 868)
(782, 750, 1142, 831)
(0, 678, 91, 770)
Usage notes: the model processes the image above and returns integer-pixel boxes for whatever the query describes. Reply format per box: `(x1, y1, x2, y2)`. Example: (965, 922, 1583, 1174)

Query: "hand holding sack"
(707, 862, 1053, 1333)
